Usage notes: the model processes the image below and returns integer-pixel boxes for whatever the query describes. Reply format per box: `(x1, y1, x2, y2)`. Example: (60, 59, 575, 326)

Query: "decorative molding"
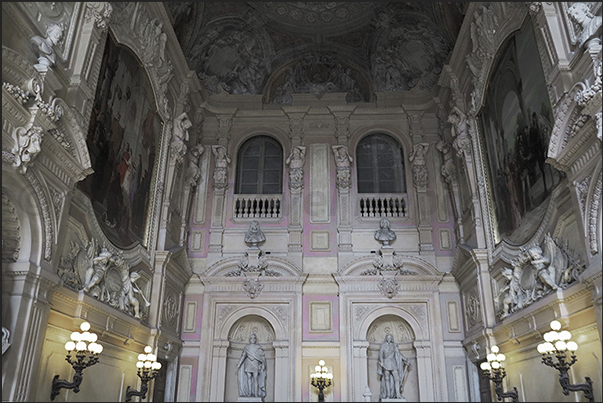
(2, 192, 21, 262)
(84, 2, 113, 31)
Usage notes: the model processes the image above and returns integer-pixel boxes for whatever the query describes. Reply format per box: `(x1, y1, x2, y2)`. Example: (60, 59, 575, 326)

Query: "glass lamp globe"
(146, 354, 157, 362)
(95, 344, 103, 354)
(550, 320, 562, 331)
(136, 361, 144, 368)
(559, 330, 571, 340)
(326, 373, 333, 380)
(315, 365, 321, 372)
(70, 332, 81, 341)
(65, 341, 76, 351)
(491, 345, 499, 353)
(80, 322, 91, 332)
(75, 341, 87, 351)
(555, 341, 567, 351)
(138, 354, 147, 361)
(89, 333, 98, 343)
(537, 343, 547, 354)
(152, 362, 162, 370)
(491, 361, 501, 369)
(318, 360, 325, 366)
(496, 353, 506, 361)
(144, 361, 152, 369)
(487, 353, 497, 362)
(480, 362, 491, 371)
(566, 341, 578, 351)
(144, 346, 153, 354)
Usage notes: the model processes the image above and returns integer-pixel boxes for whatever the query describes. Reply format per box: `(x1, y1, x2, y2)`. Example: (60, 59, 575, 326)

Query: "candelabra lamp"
(536, 320, 594, 402)
(310, 360, 333, 403)
(125, 345, 162, 402)
(51, 321, 103, 401)
(480, 345, 518, 402)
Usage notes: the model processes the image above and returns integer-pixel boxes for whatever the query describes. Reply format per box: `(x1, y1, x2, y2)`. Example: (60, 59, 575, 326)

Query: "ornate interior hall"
(2, 2, 602, 402)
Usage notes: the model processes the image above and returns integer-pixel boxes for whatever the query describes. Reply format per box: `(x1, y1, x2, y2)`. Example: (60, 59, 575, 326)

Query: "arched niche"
(225, 315, 276, 402)
(366, 315, 418, 402)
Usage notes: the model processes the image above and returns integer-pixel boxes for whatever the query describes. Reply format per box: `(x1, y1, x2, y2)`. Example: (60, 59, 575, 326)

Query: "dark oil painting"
(478, 20, 562, 245)
(79, 34, 161, 248)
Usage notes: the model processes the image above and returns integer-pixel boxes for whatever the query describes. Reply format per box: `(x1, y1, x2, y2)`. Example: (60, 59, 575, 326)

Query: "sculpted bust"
(31, 23, 64, 70)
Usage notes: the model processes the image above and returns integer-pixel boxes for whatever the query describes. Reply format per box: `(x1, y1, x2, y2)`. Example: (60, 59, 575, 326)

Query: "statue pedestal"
(381, 398, 406, 402)
(237, 398, 264, 402)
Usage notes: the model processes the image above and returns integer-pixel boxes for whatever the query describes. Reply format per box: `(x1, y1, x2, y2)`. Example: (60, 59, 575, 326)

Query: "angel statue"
(82, 244, 112, 294)
(498, 265, 526, 318)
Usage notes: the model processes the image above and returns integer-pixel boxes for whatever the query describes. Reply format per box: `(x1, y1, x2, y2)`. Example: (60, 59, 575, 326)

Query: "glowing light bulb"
(95, 344, 103, 354)
(496, 354, 506, 362)
(80, 322, 91, 332)
(88, 342, 98, 352)
(491, 361, 501, 369)
(89, 333, 98, 343)
(136, 361, 144, 368)
(152, 362, 161, 370)
(138, 354, 146, 361)
(566, 341, 578, 351)
(315, 365, 321, 372)
(318, 360, 325, 366)
(537, 344, 547, 354)
(75, 341, 87, 351)
(491, 345, 499, 353)
(559, 331, 571, 341)
(487, 353, 497, 362)
(144, 346, 153, 354)
(326, 373, 333, 379)
(146, 354, 157, 362)
(555, 341, 567, 351)
(480, 362, 491, 371)
(144, 361, 152, 368)
(543, 342, 554, 353)
(65, 341, 76, 351)
(550, 320, 561, 331)
(81, 332, 91, 342)
(70, 332, 81, 342)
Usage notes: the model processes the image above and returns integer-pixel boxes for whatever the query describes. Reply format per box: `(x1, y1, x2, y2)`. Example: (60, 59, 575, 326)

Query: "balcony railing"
(233, 194, 282, 219)
(358, 193, 408, 218)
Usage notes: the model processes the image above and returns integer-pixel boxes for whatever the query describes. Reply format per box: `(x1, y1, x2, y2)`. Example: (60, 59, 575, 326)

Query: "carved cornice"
(204, 255, 303, 277)
(338, 253, 439, 277)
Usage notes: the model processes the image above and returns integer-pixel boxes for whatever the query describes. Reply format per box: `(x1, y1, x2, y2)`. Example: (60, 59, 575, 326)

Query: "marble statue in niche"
(172, 112, 192, 163)
(567, 2, 602, 48)
(237, 333, 267, 399)
(374, 218, 397, 248)
(378, 333, 411, 400)
(244, 220, 266, 249)
(31, 23, 65, 71)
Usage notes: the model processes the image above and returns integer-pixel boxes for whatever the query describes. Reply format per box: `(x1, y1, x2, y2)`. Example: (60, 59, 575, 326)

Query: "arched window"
(356, 133, 406, 193)
(236, 136, 283, 194)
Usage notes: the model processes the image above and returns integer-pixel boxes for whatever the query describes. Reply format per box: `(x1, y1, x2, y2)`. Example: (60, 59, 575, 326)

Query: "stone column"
(209, 340, 229, 402)
(413, 340, 435, 401)
(352, 341, 370, 402)
(273, 340, 290, 401)
(2, 269, 59, 402)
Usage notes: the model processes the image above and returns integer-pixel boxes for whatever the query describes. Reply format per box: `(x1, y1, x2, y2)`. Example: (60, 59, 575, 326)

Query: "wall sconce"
(51, 321, 103, 401)
(125, 345, 162, 402)
(310, 360, 333, 403)
(537, 320, 594, 402)
(480, 345, 518, 402)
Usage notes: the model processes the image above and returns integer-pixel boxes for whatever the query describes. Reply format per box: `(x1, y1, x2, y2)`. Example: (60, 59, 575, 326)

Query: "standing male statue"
(378, 333, 411, 400)
(237, 333, 267, 399)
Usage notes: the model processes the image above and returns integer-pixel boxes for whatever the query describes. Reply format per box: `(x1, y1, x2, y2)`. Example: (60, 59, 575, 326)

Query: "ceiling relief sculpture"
(266, 51, 370, 104)
(167, 2, 464, 99)
(188, 10, 274, 95)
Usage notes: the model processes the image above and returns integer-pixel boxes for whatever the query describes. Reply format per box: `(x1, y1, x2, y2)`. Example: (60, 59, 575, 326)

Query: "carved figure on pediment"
(378, 333, 411, 399)
(375, 218, 397, 248)
(237, 333, 267, 397)
(567, 3, 602, 48)
(245, 220, 266, 249)
(11, 126, 44, 174)
(82, 247, 112, 293)
(31, 23, 65, 70)
(528, 245, 558, 292)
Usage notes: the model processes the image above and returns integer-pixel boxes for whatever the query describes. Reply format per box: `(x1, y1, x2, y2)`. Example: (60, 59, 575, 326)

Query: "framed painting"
(477, 19, 563, 245)
(79, 33, 162, 248)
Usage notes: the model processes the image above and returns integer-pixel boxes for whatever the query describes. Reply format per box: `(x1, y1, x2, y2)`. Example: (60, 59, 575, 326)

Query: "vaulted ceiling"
(165, 2, 467, 103)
